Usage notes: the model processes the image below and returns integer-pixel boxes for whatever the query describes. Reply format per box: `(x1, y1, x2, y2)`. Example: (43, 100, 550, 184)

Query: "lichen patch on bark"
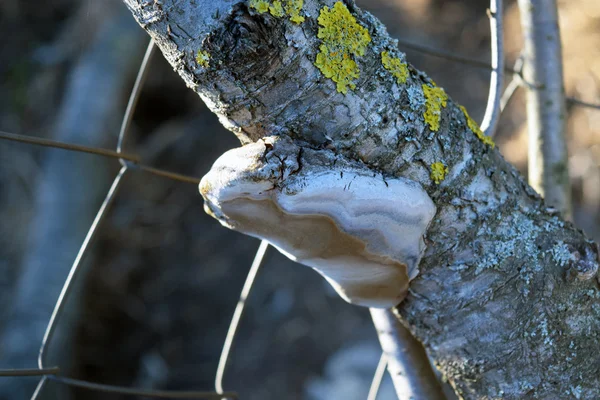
(460, 105, 495, 148)
(430, 162, 448, 184)
(249, 0, 305, 24)
(381, 51, 409, 84)
(422, 83, 448, 132)
(313, 1, 371, 94)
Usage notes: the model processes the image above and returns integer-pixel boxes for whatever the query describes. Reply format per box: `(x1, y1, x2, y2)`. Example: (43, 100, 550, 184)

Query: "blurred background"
(0, 0, 598, 399)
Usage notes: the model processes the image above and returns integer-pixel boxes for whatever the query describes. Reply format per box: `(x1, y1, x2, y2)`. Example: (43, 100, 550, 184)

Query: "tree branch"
(370, 309, 446, 399)
(518, 0, 571, 218)
(121, 1, 600, 398)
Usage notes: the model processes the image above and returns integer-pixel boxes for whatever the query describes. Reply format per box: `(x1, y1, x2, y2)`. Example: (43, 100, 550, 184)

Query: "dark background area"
(0, 0, 598, 399)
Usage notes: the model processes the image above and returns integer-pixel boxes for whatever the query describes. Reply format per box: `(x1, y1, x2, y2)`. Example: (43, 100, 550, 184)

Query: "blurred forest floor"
(0, 0, 598, 399)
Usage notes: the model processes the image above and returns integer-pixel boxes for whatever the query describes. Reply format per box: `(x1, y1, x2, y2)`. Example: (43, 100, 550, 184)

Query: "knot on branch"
(561, 241, 600, 282)
(204, 4, 286, 84)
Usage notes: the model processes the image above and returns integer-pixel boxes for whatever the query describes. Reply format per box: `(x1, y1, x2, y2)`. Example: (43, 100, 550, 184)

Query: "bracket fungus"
(199, 136, 436, 308)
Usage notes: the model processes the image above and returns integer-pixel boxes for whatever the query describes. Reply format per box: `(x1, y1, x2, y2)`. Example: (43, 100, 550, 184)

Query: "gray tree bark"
(121, 1, 600, 398)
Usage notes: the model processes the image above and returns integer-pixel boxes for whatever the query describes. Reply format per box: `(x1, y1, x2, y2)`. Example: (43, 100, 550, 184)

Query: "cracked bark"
(122, 1, 600, 398)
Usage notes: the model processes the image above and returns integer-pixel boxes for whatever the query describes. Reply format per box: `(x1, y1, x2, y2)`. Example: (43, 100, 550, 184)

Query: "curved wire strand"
(28, 374, 237, 399)
(48, 376, 238, 399)
(33, 166, 129, 399)
(117, 39, 155, 155)
(34, 38, 157, 400)
(215, 240, 270, 395)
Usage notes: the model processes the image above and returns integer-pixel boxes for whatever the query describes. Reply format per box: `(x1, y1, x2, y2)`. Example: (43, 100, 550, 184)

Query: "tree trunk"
(121, 1, 600, 398)
(518, 0, 571, 218)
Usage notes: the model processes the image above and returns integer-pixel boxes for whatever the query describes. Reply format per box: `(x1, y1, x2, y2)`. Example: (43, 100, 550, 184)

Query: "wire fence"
(1, 9, 600, 400)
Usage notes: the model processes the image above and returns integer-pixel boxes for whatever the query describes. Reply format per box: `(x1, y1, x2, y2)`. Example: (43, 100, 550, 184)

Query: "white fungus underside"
(200, 138, 436, 308)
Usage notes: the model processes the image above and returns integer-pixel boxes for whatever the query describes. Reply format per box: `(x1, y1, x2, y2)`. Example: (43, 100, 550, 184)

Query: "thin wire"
(396, 39, 600, 110)
(480, 0, 504, 137)
(117, 39, 155, 155)
(6, 369, 235, 399)
(0, 367, 60, 377)
(28, 38, 208, 400)
(396, 38, 513, 73)
(0, 130, 140, 162)
(33, 166, 129, 399)
(367, 353, 387, 400)
(568, 97, 600, 110)
(215, 240, 270, 395)
(47, 376, 237, 399)
(30, 377, 47, 399)
(136, 164, 201, 185)
(0, 130, 201, 185)
(33, 38, 153, 398)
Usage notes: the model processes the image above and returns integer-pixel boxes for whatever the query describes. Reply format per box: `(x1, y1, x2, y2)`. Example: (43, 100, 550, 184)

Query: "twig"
(480, 0, 504, 137)
(370, 309, 446, 400)
(499, 75, 521, 114)
(499, 56, 525, 114)
(367, 353, 388, 400)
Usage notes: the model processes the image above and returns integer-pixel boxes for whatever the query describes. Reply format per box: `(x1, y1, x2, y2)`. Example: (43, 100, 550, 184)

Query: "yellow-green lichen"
(381, 51, 409, 84)
(269, 1, 285, 17)
(285, 0, 305, 23)
(422, 84, 448, 132)
(430, 162, 448, 184)
(196, 50, 210, 67)
(315, 48, 359, 93)
(459, 105, 495, 148)
(249, 0, 305, 24)
(250, 0, 270, 13)
(314, 1, 371, 94)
